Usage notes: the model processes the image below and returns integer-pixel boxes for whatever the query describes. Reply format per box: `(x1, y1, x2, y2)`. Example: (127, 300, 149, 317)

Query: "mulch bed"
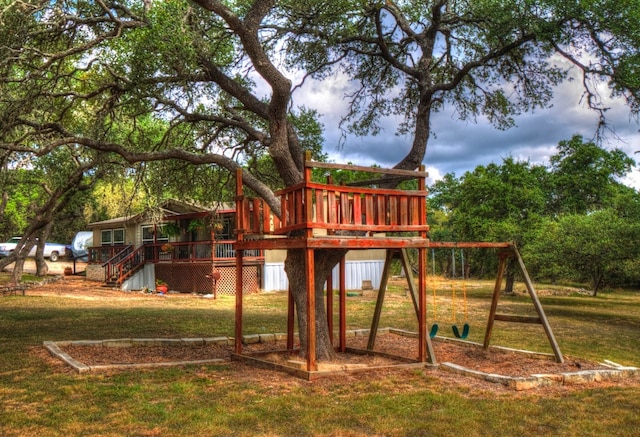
(58, 333, 608, 378)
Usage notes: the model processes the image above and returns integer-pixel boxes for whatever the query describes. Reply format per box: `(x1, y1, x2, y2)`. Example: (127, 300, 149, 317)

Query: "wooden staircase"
(101, 245, 144, 286)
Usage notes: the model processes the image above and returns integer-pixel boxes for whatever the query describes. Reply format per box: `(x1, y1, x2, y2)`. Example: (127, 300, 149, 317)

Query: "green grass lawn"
(1, 277, 639, 436)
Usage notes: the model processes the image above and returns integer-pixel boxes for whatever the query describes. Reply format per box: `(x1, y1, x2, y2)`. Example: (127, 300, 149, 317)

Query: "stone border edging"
(44, 328, 639, 390)
(43, 337, 232, 373)
(2, 275, 63, 296)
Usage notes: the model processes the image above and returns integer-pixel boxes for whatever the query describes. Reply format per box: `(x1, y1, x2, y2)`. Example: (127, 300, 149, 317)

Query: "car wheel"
(49, 251, 59, 262)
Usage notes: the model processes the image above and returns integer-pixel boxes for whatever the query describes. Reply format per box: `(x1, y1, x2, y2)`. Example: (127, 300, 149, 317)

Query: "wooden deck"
(233, 157, 433, 374)
(232, 156, 564, 378)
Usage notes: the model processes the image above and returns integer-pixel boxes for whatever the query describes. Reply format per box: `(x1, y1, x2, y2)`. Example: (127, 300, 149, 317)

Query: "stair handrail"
(101, 245, 134, 282)
(114, 245, 147, 284)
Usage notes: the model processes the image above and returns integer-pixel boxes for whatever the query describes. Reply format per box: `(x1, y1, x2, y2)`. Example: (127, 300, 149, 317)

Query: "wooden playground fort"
(232, 155, 563, 379)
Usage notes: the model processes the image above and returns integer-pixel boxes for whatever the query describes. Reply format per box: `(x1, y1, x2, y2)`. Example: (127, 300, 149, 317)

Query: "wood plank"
(389, 196, 399, 226)
(251, 198, 260, 233)
(305, 248, 317, 371)
(315, 189, 325, 224)
(368, 249, 394, 350)
(280, 193, 288, 230)
(287, 288, 294, 350)
(295, 190, 304, 227)
(410, 197, 420, 225)
(339, 257, 346, 353)
(353, 194, 362, 225)
(262, 202, 271, 234)
(399, 196, 409, 226)
(512, 245, 564, 363)
(376, 195, 386, 225)
(304, 181, 427, 198)
(327, 190, 337, 224)
(364, 194, 374, 225)
(304, 160, 429, 178)
(234, 248, 244, 354)
(484, 253, 508, 349)
(340, 192, 351, 224)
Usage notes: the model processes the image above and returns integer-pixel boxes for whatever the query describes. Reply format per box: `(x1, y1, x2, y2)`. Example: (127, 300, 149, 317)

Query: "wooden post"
(234, 169, 244, 355)
(484, 251, 508, 349)
(418, 246, 430, 363)
(287, 286, 295, 350)
(234, 249, 244, 354)
(305, 248, 317, 371)
(339, 256, 346, 352)
(327, 270, 334, 344)
(400, 248, 419, 318)
(368, 249, 394, 350)
(511, 245, 564, 363)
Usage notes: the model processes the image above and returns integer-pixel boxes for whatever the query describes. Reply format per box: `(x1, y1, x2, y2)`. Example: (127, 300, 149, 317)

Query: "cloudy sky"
(295, 70, 640, 189)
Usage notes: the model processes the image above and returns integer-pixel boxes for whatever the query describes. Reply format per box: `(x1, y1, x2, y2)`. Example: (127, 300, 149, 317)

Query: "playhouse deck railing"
(236, 162, 429, 238)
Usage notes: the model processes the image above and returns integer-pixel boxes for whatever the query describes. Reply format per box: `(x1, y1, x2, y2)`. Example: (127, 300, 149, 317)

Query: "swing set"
(427, 278, 469, 339)
(368, 243, 564, 365)
(429, 246, 471, 339)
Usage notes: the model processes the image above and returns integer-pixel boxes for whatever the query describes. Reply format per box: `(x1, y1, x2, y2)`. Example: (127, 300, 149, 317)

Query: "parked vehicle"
(0, 237, 68, 262)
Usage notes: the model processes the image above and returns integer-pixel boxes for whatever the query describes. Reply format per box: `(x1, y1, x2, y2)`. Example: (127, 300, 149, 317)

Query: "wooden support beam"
(367, 249, 394, 350)
(400, 248, 419, 318)
(418, 246, 435, 363)
(483, 245, 564, 363)
(512, 245, 564, 363)
(234, 248, 244, 355)
(287, 287, 294, 350)
(484, 252, 508, 350)
(339, 257, 346, 353)
(327, 271, 334, 344)
(305, 248, 317, 371)
(234, 169, 244, 355)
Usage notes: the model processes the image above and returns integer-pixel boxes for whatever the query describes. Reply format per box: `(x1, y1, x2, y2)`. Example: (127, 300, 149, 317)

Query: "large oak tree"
(1, 0, 638, 360)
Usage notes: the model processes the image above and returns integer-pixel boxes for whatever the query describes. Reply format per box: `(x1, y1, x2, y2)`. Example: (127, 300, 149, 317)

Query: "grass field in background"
(1, 275, 639, 436)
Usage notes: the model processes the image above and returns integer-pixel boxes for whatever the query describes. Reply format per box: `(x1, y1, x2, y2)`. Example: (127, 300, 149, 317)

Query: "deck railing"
(88, 245, 129, 264)
(89, 241, 262, 264)
(89, 240, 263, 283)
(236, 160, 429, 237)
(99, 245, 134, 283)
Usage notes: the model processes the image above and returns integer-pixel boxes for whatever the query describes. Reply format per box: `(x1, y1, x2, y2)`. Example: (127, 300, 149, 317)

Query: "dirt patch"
(57, 334, 607, 379)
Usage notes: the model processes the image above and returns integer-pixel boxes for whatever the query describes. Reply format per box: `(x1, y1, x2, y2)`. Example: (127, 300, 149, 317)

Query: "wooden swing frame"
(369, 243, 564, 363)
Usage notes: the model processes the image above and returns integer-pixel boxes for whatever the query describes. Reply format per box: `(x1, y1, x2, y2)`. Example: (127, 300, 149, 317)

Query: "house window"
(113, 228, 125, 245)
(101, 228, 125, 246)
(142, 225, 169, 244)
(101, 230, 112, 246)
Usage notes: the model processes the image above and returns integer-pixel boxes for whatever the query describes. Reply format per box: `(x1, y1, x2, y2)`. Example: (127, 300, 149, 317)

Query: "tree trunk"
(504, 259, 517, 293)
(592, 273, 603, 296)
(11, 258, 25, 282)
(34, 222, 53, 276)
(284, 247, 349, 361)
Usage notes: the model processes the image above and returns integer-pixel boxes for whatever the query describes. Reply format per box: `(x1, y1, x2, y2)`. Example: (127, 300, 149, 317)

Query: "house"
(85, 200, 385, 294)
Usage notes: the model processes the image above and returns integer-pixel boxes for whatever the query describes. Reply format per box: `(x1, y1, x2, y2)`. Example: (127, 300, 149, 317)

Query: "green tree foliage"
(548, 135, 636, 214)
(530, 210, 640, 295)
(0, 167, 43, 239)
(429, 158, 548, 287)
(2, 1, 640, 357)
(283, 0, 640, 171)
(429, 137, 640, 291)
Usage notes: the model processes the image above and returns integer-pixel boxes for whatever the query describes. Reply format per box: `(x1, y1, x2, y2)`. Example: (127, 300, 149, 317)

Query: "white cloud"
(292, 63, 640, 189)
